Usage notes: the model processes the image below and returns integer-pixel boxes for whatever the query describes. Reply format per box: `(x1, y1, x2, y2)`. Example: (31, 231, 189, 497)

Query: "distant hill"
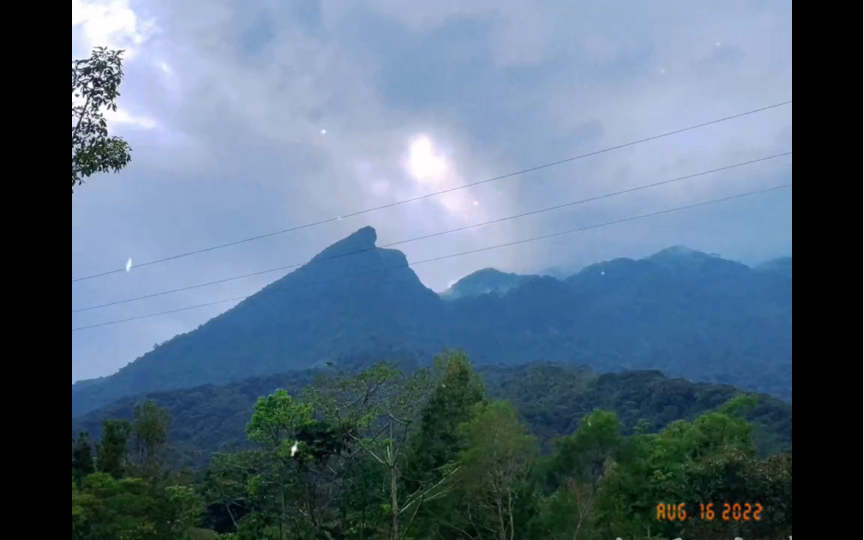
(440, 268, 540, 300)
(72, 227, 792, 416)
(757, 256, 793, 279)
(72, 363, 792, 468)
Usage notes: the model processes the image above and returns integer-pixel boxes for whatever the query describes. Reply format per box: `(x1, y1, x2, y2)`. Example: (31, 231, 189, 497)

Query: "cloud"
(72, 0, 155, 59)
(106, 107, 158, 130)
(72, 0, 792, 382)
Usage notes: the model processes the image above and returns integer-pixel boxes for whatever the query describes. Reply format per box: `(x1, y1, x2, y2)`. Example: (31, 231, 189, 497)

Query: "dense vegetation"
(73, 361, 792, 469)
(72, 352, 792, 539)
(72, 228, 792, 416)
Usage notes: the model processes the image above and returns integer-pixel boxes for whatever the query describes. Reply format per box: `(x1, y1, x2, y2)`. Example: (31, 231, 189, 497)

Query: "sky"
(71, 0, 793, 382)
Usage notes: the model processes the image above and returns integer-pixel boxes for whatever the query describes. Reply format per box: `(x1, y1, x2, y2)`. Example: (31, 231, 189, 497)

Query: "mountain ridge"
(73, 227, 792, 416)
(440, 268, 541, 300)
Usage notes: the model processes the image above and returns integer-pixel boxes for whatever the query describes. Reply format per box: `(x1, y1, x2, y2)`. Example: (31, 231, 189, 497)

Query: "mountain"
(72, 227, 448, 416)
(72, 363, 792, 467)
(72, 227, 793, 416)
(440, 268, 540, 300)
(757, 256, 793, 279)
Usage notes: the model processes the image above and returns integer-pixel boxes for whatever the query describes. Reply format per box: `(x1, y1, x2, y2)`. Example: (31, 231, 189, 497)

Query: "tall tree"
(404, 350, 487, 489)
(401, 351, 487, 538)
(246, 390, 311, 540)
(200, 452, 254, 534)
(531, 411, 623, 540)
(544, 410, 622, 487)
(97, 419, 131, 479)
(244, 389, 345, 540)
(72, 47, 132, 194)
(72, 431, 96, 485)
(451, 401, 539, 540)
(132, 401, 173, 478)
(310, 362, 459, 540)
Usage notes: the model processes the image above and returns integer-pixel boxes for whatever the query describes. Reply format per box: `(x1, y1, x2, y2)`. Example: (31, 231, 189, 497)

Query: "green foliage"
(592, 405, 789, 540)
(246, 390, 314, 447)
(72, 47, 132, 194)
(309, 362, 439, 540)
(133, 402, 173, 478)
(73, 364, 793, 470)
(448, 401, 540, 540)
(718, 393, 760, 417)
(71, 354, 792, 539)
(98, 419, 131, 479)
(72, 473, 202, 540)
(72, 405, 207, 539)
(404, 350, 487, 488)
(73, 432, 96, 485)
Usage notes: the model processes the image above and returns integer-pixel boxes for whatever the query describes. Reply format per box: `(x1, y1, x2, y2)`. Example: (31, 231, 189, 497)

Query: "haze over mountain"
(757, 256, 793, 278)
(72, 227, 792, 417)
(440, 268, 541, 300)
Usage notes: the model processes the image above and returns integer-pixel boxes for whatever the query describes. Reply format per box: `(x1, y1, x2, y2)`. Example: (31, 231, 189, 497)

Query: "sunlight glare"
(407, 136, 448, 183)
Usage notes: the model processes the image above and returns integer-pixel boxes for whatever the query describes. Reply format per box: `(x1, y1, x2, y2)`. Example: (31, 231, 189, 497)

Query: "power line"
(72, 152, 792, 314)
(71, 100, 792, 284)
(71, 183, 792, 332)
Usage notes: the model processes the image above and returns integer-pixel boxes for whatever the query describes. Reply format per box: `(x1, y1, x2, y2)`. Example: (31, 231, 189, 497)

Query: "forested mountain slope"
(72, 363, 792, 467)
(73, 227, 792, 416)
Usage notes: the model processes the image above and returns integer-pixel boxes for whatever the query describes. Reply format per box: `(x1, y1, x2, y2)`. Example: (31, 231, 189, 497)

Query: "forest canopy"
(72, 351, 792, 539)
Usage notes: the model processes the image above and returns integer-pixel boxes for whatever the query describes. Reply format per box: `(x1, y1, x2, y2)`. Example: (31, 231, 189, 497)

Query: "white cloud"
(72, 0, 155, 59)
(106, 107, 158, 130)
(370, 179, 390, 197)
(406, 136, 449, 184)
(72, 0, 792, 382)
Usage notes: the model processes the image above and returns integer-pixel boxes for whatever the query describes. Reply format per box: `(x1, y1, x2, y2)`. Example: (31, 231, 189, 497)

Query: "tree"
(309, 361, 464, 540)
(72, 472, 203, 540)
(404, 350, 487, 489)
(200, 453, 255, 534)
(592, 400, 762, 540)
(245, 390, 315, 540)
(244, 389, 359, 539)
(532, 411, 623, 540)
(72, 431, 96, 485)
(97, 419, 131, 479)
(72, 46, 132, 194)
(132, 401, 173, 478)
(451, 401, 539, 540)
(401, 350, 488, 537)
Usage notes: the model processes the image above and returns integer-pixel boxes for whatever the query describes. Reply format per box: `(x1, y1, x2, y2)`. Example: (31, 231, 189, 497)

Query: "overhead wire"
(72, 151, 792, 314)
(70, 100, 792, 284)
(71, 182, 792, 332)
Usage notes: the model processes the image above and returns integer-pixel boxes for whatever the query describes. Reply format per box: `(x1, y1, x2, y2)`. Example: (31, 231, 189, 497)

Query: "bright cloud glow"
(407, 136, 449, 184)
(72, 0, 154, 59)
(402, 134, 484, 217)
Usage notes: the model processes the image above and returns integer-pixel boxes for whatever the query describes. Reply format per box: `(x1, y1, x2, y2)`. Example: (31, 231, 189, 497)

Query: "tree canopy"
(70, 352, 792, 539)
(72, 47, 132, 194)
